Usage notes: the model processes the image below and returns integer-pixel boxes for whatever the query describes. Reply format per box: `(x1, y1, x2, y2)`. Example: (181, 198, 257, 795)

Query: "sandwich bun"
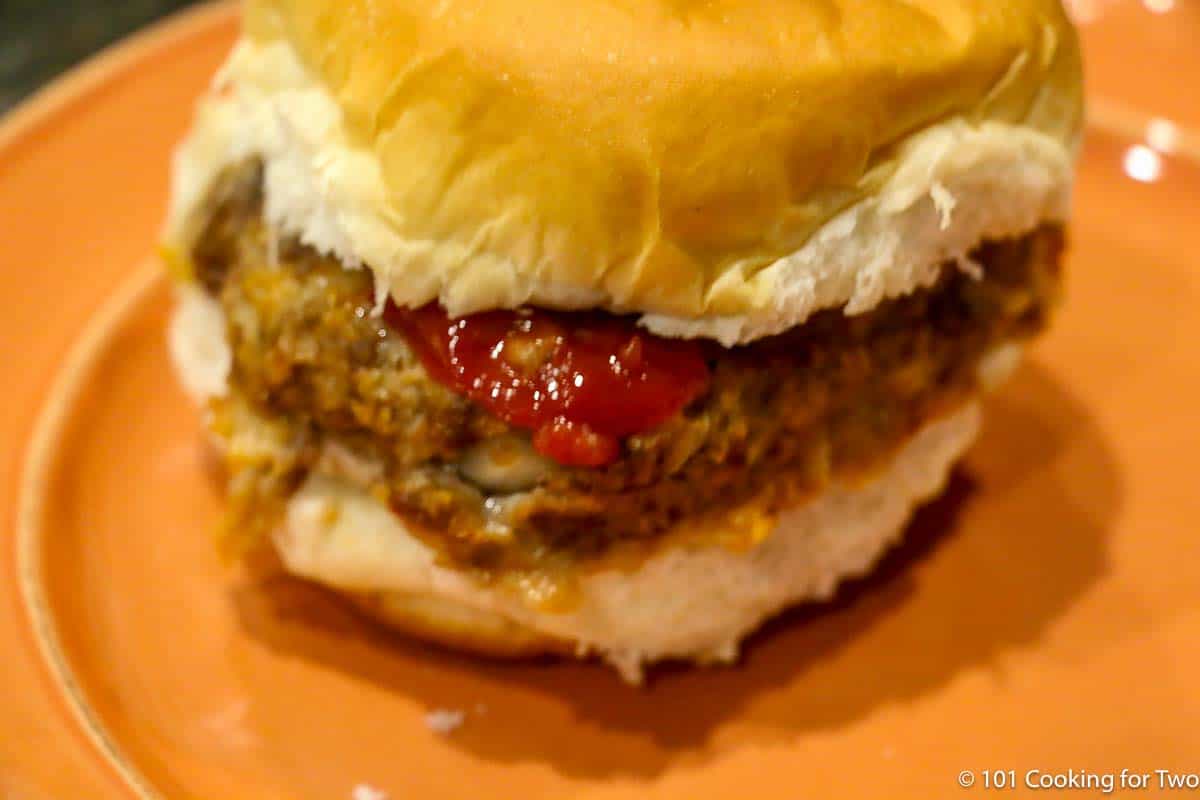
(167, 0, 1082, 344)
(172, 284, 991, 681)
(276, 405, 980, 683)
(164, 0, 1077, 680)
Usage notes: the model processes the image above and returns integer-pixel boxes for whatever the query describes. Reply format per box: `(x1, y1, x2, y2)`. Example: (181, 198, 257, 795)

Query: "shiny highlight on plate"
(1146, 118, 1181, 155)
(1123, 145, 1163, 184)
(1120, 116, 1190, 184)
(1066, 0, 1178, 24)
(1143, 0, 1176, 14)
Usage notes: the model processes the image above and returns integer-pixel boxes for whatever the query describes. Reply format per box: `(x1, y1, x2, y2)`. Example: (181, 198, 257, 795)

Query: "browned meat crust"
(188, 163, 1063, 570)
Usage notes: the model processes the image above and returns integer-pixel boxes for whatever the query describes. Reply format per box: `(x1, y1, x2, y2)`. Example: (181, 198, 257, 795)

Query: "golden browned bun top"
(173, 0, 1082, 343)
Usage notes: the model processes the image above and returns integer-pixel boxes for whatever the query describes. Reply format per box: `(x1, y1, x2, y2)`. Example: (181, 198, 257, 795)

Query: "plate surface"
(3, 3, 1200, 798)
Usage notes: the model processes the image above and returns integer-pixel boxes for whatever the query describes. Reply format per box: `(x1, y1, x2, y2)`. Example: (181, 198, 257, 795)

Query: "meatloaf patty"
(184, 162, 1063, 573)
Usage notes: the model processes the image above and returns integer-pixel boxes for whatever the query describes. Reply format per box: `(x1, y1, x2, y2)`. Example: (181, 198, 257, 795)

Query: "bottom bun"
(274, 404, 981, 683)
(346, 591, 574, 659)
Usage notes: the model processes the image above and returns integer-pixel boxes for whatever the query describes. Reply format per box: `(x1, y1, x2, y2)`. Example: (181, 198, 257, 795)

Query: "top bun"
(169, 0, 1082, 344)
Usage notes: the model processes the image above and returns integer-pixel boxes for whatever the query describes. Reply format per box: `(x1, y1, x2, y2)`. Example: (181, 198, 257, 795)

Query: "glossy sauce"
(385, 303, 711, 467)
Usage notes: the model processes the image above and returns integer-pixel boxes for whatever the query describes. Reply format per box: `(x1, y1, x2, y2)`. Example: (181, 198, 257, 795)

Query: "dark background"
(0, 0, 200, 113)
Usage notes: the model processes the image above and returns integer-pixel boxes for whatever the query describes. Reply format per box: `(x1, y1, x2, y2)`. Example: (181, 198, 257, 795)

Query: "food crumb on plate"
(425, 708, 466, 734)
(351, 784, 388, 800)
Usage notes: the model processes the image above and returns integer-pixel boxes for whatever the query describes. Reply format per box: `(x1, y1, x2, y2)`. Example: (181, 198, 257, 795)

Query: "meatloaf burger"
(164, 0, 1082, 681)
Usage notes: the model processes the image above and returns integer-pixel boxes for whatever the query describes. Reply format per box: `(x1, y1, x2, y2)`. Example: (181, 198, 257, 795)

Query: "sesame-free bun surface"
(169, 0, 1082, 343)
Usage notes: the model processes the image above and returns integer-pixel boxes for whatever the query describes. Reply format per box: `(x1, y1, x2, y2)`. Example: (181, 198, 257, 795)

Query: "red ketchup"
(385, 302, 711, 467)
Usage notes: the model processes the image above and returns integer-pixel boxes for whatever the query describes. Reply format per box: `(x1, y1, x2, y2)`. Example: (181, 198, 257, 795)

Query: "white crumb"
(351, 784, 388, 800)
(930, 180, 957, 230)
(954, 252, 984, 280)
(425, 708, 466, 734)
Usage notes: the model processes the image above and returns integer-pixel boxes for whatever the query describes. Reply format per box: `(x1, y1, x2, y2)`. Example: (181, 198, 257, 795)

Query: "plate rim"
(2, 2, 1198, 796)
(16, 264, 166, 800)
(1, 4, 236, 798)
(0, 1, 236, 156)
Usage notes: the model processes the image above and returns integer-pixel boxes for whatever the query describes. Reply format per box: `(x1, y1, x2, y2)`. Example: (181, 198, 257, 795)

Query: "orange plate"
(3, 3, 1200, 798)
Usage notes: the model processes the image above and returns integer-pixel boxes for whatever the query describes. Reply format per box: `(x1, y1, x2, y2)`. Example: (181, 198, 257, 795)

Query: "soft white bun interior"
(168, 285, 231, 400)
